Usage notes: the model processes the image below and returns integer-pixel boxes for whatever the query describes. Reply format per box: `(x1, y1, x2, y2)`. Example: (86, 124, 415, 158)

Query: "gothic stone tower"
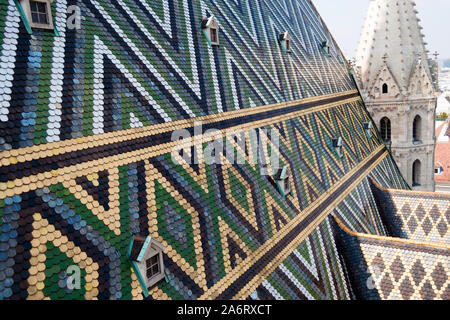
(355, 0, 439, 191)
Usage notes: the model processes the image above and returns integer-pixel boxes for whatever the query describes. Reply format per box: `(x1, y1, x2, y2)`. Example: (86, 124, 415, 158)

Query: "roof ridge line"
(333, 216, 450, 250)
(0, 90, 359, 162)
(370, 177, 450, 198)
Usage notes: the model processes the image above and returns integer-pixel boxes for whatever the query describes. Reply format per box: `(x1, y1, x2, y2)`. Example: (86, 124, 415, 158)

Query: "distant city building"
(436, 93, 450, 115)
(355, 0, 439, 191)
(439, 67, 450, 92)
(435, 121, 450, 185)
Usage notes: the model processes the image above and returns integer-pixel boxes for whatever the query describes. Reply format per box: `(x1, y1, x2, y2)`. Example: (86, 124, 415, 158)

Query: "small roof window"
(202, 16, 219, 46)
(332, 137, 344, 158)
(435, 167, 443, 175)
(128, 235, 166, 297)
(278, 32, 292, 53)
(273, 166, 292, 198)
(321, 40, 330, 56)
(19, 0, 54, 30)
(364, 122, 373, 138)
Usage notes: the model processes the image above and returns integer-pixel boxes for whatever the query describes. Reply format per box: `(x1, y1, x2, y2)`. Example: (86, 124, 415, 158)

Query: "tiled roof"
(334, 217, 450, 300)
(370, 180, 450, 246)
(0, 0, 445, 301)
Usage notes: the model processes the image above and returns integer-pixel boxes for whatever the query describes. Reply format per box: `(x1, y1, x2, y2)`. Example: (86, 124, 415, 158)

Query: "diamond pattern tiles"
(371, 181, 450, 246)
(334, 218, 450, 300)
(0, 0, 411, 301)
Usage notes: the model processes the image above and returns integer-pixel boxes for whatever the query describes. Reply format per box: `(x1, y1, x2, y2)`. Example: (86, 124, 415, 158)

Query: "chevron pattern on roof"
(0, 0, 353, 150)
(0, 0, 446, 301)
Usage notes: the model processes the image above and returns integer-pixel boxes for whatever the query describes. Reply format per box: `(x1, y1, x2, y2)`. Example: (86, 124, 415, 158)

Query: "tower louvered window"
(380, 117, 391, 142)
(413, 115, 422, 142)
(413, 160, 421, 186)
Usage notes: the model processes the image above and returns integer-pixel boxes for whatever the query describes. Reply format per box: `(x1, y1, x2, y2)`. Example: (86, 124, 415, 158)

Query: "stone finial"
(433, 51, 439, 61)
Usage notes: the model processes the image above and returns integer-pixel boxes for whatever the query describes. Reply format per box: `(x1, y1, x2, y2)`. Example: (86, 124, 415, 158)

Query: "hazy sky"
(313, 0, 450, 60)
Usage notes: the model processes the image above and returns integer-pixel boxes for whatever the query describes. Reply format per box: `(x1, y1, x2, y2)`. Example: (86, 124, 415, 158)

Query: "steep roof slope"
(0, 0, 415, 300)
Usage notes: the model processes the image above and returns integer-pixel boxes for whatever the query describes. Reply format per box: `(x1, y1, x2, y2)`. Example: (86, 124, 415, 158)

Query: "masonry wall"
(366, 99, 436, 192)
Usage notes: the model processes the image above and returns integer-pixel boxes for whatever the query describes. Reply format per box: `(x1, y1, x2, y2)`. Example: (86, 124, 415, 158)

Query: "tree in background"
(437, 112, 448, 120)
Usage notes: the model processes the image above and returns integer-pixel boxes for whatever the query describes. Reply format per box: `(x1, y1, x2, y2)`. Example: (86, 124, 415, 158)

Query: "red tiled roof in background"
(435, 121, 450, 183)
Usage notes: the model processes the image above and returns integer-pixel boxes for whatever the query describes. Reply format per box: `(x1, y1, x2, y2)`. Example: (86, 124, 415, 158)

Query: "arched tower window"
(413, 115, 422, 142)
(380, 117, 391, 142)
(382, 83, 388, 94)
(412, 160, 421, 186)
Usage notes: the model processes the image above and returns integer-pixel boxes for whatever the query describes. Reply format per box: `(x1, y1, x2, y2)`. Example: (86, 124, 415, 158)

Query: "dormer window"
(250, 291, 259, 300)
(128, 235, 165, 297)
(363, 122, 373, 138)
(274, 166, 291, 198)
(321, 40, 330, 56)
(202, 17, 219, 46)
(332, 137, 343, 158)
(278, 32, 291, 53)
(19, 0, 54, 30)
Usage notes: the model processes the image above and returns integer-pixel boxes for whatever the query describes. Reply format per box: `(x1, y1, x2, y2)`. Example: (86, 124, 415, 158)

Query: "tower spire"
(354, 0, 438, 192)
(355, 0, 434, 92)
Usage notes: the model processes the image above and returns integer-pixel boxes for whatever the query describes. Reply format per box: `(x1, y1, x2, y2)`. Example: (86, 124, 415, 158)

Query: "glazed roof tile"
(0, 0, 444, 301)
